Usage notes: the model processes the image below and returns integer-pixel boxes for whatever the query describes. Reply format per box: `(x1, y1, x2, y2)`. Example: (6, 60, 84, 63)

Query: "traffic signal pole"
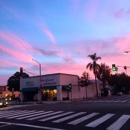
(117, 65, 130, 75)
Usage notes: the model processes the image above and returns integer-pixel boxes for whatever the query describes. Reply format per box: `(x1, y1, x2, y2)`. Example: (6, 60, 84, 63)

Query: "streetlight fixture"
(30, 58, 42, 103)
(124, 51, 130, 54)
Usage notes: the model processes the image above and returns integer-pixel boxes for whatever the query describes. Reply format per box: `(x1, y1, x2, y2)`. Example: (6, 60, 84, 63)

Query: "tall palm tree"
(86, 53, 101, 97)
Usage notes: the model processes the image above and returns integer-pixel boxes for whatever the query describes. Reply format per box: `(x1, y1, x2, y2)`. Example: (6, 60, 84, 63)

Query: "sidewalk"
(72, 95, 114, 102)
(8, 100, 72, 105)
(8, 96, 114, 105)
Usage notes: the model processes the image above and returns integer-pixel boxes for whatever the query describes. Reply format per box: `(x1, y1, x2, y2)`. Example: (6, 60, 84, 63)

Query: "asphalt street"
(0, 95, 130, 130)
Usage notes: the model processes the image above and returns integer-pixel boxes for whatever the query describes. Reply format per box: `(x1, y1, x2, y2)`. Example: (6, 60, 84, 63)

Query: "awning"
(20, 87, 38, 92)
(62, 85, 70, 90)
(42, 86, 56, 90)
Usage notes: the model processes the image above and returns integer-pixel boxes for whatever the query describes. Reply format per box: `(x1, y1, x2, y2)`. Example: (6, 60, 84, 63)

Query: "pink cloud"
(0, 44, 32, 63)
(41, 26, 56, 44)
(0, 31, 41, 54)
(115, 35, 130, 51)
(0, 59, 21, 68)
(114, 8, 124, 18)
(114, 8, 130, 18)
(83, 0, 99, 21)
(0, 75, 9, 85)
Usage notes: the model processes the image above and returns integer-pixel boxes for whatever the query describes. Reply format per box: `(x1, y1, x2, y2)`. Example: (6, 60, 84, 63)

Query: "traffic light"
(20, 67, 24, 73)
(112, 64, 117, 71)
(124, 66, 127, 70)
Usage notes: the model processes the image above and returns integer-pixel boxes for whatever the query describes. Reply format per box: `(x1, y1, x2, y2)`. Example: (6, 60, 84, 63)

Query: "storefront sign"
(26, 81, 34, 86)
(41, 78, 56, 84)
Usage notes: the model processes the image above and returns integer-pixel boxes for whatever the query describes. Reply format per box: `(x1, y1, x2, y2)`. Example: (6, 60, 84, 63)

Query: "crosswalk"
(85, 99, 130, 103)
(0, 110, 130, 130)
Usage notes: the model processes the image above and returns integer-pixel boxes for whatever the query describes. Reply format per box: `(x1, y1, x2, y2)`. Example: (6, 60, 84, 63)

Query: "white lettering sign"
(41, 78, 56, 84)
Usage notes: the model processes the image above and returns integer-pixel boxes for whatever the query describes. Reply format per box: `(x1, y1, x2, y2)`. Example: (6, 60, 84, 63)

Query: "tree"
(78, 71, 90, 98)
(7, 71, 29, 91)
(86, 53, 101, 97)
(97, 63, 111, 88)
(108, 73, 130, 94)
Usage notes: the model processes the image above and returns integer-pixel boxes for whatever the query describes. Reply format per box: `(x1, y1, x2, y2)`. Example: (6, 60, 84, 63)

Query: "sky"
(0, 0, 130, 85)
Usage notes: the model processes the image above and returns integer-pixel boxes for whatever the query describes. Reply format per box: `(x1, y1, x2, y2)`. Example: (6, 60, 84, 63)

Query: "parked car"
(5, 96, 12, 102)
(0, 98, 8, 107)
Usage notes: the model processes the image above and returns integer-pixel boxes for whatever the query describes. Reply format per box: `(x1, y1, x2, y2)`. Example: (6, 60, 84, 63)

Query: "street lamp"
(30, 58, 42, 103)
(124, 51, 130, 54)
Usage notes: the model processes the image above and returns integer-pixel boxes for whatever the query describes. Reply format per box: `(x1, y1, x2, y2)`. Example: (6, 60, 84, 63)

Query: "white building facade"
(20, 73, 101, 101)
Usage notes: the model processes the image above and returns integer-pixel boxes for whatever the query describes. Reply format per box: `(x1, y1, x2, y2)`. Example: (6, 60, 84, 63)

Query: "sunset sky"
(0, 0, 130, 85)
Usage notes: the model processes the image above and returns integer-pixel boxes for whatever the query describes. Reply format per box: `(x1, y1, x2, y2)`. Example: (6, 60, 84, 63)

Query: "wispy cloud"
(0, 1, 21, 20)
(114, 8, 130, 18)
(0, 44, 32, 63)
(0, 31, 41, 54)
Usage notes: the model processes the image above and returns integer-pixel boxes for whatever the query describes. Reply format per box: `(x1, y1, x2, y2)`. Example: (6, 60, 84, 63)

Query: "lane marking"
(39, 112, 74, 122)
(53, 112, 86, 123)
(68, 112, 99, 125)
(107, 115, 130, 130)
(86, 114, 115, 128)
(0, 121, 65, 130)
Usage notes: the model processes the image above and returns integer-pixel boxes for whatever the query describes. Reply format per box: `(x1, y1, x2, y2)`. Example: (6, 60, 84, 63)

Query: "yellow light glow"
(0, 103, 3, 105)
(30, 58, 33, 61)
(6, 102, 8, 104)
(53, 90, 57, 93)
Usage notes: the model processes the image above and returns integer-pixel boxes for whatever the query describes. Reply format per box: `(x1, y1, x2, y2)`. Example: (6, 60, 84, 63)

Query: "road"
(0, 95, 130, 130)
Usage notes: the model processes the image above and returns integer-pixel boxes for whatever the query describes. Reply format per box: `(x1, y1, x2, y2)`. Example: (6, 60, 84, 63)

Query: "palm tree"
(86, 53, 101, 97)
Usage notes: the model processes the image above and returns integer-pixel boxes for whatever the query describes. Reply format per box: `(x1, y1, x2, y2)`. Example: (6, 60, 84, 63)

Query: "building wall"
(0, 86, 19, 98)
(59, 74, 79, 100)
(20, 73, 101, 101)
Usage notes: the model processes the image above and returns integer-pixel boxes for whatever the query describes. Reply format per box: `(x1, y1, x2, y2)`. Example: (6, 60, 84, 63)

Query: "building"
(0, 86, 19, 98)
(20, 73, 101, 101)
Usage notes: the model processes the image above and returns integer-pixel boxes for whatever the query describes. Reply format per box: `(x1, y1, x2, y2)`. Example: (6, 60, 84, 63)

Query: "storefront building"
(20, 73, 101, 101)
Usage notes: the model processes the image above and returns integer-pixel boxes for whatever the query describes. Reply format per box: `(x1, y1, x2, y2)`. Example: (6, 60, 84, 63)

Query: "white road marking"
(85, 114, 115, 128)
(0, 104, 35, 110)
(6, 111, 43, 119)
(27, 111, 63, 120)
(17, 111, 53, 120)
(53, 112, 86, 123)
(68, 112, 99, 125)
(120, 100, 127, 102)
(112, 100, 120, 102)
(39, 112, 74, 121)
(0, 110, 34, 118)
(0, 124, 9, 127)
(0, 121, 64, 130)
(107, 115, 130, 130)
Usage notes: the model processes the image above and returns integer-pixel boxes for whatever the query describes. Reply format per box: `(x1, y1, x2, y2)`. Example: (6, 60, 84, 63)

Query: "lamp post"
(124, 51, 130, 54)
(30, 58, 42, 103)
